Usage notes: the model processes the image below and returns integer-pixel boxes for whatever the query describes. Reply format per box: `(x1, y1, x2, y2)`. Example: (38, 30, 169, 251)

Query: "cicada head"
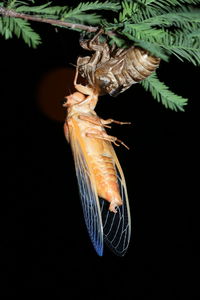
(63, 92, 86, 107)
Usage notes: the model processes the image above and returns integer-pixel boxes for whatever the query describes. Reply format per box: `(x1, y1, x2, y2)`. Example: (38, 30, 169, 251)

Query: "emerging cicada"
(63, 72, 131, 256)
(77, 30, 160, 96)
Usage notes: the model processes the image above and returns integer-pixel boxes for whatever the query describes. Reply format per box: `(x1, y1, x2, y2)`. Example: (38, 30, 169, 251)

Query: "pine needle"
(141, 73, 188, 111)
(0, 16, 41, 47)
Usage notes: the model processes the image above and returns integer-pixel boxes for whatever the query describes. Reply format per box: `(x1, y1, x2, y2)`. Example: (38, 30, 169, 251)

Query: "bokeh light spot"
(37, 67, 76, 122)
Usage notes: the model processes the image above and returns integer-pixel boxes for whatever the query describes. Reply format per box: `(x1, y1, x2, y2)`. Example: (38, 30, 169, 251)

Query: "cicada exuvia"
(77, 29, 160, 97)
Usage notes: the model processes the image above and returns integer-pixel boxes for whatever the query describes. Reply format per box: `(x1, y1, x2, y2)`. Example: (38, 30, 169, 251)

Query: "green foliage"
(111, 1, 200, 66)
(0, 0, 200, 111)
(0, 13, 41, 47)
(143, 0, 200, 7)
(61, 1, 121, 25)
(141, 73, 188, 111)
(122, 23, 200, 65)
(15, 3, 67, 16)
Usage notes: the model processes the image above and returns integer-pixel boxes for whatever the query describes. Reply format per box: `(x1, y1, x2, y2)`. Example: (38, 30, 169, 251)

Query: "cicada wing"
(70, 133, 104, 256)
(100, 148, 131, 256)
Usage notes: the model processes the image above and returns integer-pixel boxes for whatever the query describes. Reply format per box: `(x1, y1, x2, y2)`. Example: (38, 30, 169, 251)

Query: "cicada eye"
(62, 96, 70, 107)
(62, 94, 77, 107)
(61, 98, 67, 106)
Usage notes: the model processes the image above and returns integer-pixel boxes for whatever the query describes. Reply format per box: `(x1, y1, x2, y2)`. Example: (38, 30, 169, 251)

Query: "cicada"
(63, 72, 131, 256)
(77, 30, 160, 96)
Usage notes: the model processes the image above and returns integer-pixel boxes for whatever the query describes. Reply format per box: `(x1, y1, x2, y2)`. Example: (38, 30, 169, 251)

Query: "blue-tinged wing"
(100, 147, 131, 256)
(69, 129, 104, 256)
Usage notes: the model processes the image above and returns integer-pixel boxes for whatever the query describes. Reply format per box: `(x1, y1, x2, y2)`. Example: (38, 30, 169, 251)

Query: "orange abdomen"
(89, 151, 123, 212)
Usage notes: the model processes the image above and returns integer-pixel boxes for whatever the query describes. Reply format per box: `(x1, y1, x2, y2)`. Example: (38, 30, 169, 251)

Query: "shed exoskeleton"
(77, 30, 161, 97)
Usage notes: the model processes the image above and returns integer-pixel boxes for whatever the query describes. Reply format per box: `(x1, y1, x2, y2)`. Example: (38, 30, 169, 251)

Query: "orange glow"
(37, 67, 76, 121)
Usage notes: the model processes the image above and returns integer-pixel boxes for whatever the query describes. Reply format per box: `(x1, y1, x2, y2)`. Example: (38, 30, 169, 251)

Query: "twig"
(0, 7, 98, 33)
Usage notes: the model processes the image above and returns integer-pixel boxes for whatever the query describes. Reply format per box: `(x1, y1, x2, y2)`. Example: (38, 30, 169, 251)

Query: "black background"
(0, 0, 199, 298)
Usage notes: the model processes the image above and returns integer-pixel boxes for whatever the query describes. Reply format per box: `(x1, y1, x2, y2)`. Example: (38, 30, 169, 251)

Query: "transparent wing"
(100, 150, 131, 256)
(70, 135, 104, 256)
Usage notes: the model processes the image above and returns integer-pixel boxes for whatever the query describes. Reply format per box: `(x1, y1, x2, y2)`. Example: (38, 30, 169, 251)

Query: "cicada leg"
(101, 118, 131, 126)
(78, 115, 131, 128)
(86, 129, 130, 150)
(80, 29, 110, 65)
(73, 68, 95, 96)
(78, 115, 111, 128)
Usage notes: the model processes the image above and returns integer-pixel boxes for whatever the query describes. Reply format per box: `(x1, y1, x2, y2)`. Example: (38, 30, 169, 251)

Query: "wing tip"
(94, 245, 103, 256)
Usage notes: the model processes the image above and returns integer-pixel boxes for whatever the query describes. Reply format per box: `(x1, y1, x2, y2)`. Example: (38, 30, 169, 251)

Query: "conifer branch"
(0, 7, 99, 33)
